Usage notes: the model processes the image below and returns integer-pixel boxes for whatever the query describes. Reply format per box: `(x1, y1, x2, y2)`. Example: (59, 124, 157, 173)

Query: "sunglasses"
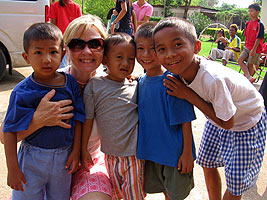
(67, 38, 104, 52)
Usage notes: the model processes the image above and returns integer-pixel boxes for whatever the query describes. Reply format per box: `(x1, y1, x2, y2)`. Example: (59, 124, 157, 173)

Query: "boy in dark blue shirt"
(3, 23, 85, 200)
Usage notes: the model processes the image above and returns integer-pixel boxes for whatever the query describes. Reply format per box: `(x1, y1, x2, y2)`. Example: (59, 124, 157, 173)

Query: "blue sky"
(218, 0, 254, 8)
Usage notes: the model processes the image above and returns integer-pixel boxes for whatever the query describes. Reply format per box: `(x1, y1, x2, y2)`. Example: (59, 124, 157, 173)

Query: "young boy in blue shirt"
(135, 22, 196, 200)
(154, 17, 266, 200)
(3, 23, 85, 200)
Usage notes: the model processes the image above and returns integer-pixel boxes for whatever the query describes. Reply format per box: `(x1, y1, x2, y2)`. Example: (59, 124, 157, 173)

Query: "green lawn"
(199, 39, 266, 80)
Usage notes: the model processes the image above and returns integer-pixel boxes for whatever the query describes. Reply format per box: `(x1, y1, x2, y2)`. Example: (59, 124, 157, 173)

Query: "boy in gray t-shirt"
(81, 33, 145, 200)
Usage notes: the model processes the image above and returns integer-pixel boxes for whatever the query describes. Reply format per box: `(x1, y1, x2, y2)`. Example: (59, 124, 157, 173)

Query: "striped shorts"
(105, 155, 145, 200)
(196, 110, 267, 196)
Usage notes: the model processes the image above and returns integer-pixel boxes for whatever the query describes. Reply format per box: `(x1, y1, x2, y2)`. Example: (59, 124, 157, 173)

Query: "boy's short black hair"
(134, 22, 156, 41)
(104, 32, 135, 56)
(23, 23, 63, 53)
(153, 17, 197, 45)
(248, 3, 261, 11)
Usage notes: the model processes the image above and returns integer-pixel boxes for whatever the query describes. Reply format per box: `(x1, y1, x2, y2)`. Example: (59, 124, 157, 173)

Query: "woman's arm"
(0, 89, 73, 144)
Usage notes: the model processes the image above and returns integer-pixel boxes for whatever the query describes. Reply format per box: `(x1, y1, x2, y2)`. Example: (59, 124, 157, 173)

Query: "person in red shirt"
(238, 3, 264, 83)
(49, 0, 82, 34)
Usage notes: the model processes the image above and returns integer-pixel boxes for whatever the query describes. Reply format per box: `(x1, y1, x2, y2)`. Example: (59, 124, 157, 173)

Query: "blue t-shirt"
(137, 71, 196, 168)
(3, 73, 85, 149)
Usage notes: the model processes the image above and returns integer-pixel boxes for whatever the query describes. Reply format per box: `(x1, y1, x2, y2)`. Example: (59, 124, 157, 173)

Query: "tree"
(81, 0, 115, 25)
(188, 11, 212, 36)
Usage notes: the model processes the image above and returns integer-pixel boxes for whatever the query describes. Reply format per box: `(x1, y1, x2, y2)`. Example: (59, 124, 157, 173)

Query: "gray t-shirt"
(83, 76, 138, 157)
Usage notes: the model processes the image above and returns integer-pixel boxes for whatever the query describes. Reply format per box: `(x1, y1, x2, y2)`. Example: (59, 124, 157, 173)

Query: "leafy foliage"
(188, 12, 212, 36)
(76, 0, 115, 25)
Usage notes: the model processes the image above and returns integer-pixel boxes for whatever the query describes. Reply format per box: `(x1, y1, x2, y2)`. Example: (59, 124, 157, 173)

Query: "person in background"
(132, 0, 153, 29)
(209, 24, 241, 66)
(238, 3, 264, 83)
(208, 29, 227, 61)
(111, 0, 137, 36)
(49, 0, 82, 34)
(49, 0, 82, 68)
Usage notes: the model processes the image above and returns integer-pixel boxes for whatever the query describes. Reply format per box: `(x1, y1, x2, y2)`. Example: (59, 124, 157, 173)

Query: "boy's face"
(229, 27, 237, 38)
(154, 27, 200, 77)
(22, 38, 63, 80)
(103, 41, 135, 82)
(248, 8, 259, 19)
(135, 36, 161, 72)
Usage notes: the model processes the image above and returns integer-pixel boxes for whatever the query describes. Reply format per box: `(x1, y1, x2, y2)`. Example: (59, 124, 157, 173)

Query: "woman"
(110, 0, 137, 36)
(1, 14, 112, 200)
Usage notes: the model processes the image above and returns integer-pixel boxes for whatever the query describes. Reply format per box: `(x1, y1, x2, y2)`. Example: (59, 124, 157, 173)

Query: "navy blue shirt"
(3, 73, 85, 149)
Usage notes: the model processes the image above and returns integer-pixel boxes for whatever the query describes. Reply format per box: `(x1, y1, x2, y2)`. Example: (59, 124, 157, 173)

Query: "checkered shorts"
(196, 110, 267, 196)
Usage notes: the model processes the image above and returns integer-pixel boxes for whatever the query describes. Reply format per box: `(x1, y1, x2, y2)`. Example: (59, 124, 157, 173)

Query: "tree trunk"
(183, 0, 192, 19)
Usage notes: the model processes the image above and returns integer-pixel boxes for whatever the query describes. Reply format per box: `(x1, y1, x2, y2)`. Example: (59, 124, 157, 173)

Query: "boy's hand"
(65, 150, 80, 174)
(164, 75, 193, 100)
(250, 49, 256, 57)
(177, 153, 194, 174)
(81, 150, 93, 172)
(7, 167, 26, 191)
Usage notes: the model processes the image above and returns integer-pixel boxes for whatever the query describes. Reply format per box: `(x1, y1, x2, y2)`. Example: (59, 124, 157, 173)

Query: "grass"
(199, 39, 266, 80)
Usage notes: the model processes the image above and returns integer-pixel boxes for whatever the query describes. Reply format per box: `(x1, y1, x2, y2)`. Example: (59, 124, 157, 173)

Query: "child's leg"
(222, 110, 266, 197)
(45, 145, 72, 200)
(105, 155, 145, 200)
(202, 167, 222, 200)
(196, 121, 225, 200)
(12, 142, 48, 200)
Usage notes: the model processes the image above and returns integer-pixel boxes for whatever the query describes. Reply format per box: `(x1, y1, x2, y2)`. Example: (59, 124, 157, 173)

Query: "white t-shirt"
(187, 57, 264, 131)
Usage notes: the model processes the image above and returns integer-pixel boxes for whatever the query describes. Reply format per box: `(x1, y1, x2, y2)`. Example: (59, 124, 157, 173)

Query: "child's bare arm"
(4, 132, 26, 191)
(178, 122, 194, 174)
(250, 38, 261, 57)
(164, 75, 234, 130)
(65, 120, 82, 174)
(81, 119, 94, 171)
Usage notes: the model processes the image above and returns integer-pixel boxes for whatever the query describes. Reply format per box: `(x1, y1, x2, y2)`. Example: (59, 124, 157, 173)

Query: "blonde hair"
(63, 14, 107, 45)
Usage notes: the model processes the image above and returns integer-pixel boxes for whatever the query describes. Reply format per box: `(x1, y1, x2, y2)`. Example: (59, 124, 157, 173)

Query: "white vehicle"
(0, 0, 50, 80)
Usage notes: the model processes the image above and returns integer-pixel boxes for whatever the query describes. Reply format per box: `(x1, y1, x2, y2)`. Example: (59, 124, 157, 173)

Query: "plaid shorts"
(196, 110, 267, 196)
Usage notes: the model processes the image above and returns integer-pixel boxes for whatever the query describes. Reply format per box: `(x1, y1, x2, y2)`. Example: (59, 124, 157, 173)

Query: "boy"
(135, 22, 196, 200)
(153, 17, 266, 200)
(81, 33, 144, 200)
(3, 23, 85, 199)
(238, 3, 265, 83)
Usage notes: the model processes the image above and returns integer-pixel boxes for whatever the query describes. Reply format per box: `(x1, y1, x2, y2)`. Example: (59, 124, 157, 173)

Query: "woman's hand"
(34, 89, 74, 129)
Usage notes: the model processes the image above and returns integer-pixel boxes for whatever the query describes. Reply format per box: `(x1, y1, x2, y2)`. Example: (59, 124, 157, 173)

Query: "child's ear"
(102, 55, 107, 65)
(22, 52, 31, 64)
(194, 40, 201, 54)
